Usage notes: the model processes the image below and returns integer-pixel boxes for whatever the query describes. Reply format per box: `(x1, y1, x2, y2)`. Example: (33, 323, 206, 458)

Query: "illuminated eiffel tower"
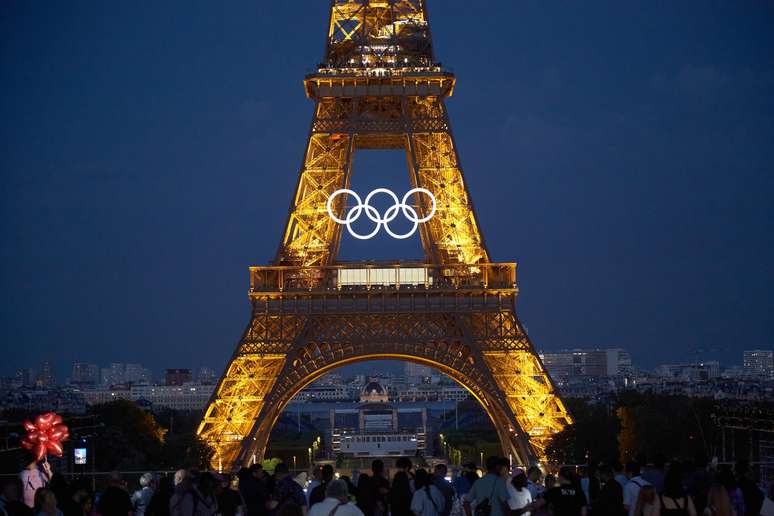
(198, 0, 571, 470)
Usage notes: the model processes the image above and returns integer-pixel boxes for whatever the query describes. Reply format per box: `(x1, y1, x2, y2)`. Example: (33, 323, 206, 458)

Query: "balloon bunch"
(20, 412, 70, 462)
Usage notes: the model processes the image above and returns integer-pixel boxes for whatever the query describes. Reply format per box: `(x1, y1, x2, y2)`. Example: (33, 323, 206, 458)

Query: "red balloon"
(23, 412, 69, 462)
(33, 443, 46, 462)
(46, 441, 63, 456)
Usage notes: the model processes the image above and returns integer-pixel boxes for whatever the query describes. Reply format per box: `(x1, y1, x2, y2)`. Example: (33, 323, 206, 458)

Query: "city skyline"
(2, 2, 773, 378)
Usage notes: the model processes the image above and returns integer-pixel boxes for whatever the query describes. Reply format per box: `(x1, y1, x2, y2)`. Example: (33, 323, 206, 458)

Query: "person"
(98, 472, 133, 516)
(308, 466, 334, 508)
(642, 457, 665, 495)
(411, 469, 444, 516)
(390, 458, 414, 516)
(463, 457, 509, 516)
(703, 484, 732, 516)
(357, 460, 388, 516)
(306, 469, 322, 507)
(132, 474, 156, 516)
(544, 476, 556, 492)
(217, 474, 245, 516)
(307, 480, 362, 516)
(432, 465, 455, 516)
(452, 469, 471, 499)
(613, 464, 628, 491)
(20, 459, 52, 509)
(525, 468, 543, 501)
(1, 478, 34, 516)
(540, 466, 587, 516)
(631, 486, 658, 516)
(33, 489, 61, 516)
(238, 465, 268, 516)
(659, 464, 696, 516)
(717, 467, 744, 516)
(623, 463, 649, 516)
(686, 456, 712, 516)
(506, 470, 532, 516)
(462, 465, 479, 491)
(146, 476, 173, 516)
(734, 461, 763, 516)
(594, 466, 623, 516)
(268, 463, 306, 516)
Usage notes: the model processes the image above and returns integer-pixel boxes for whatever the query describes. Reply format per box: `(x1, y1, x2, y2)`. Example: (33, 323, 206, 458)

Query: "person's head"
(312, 465, 322, 480)
(463, 462, 477, 472)
(34, 488, 57, 513)
(485, 456, 501, 474)
(372, 459, 384, 476)
(396, 457, 413, 472)
(1, 477, 23, 501)
(321, 464, 334, 482)
(527, 466, 542, 483)
(249, 463, 264, 479)
(434, 464, 448, 478)
(73, 490, 93, 516)
(613, 461, 624, 474)
(274, 462, 290, 479)
(414, 469, 430, 489)
(108, 471, 124, 488)
(718, 465, 736, 490)
(174, 469, 190, 486)
(598, 466, 614, 483)
(558, 467, 575, 485)
(197, 472, 217, 496)
(625, 461, 641, 479)
(139, 472, 154, 489)
(545, 474, 556, 489)
(325, 479, 349, 503)
(663, 463, 685, 498)
(512, 472, 528, 491)
(707, 484, 732, 513)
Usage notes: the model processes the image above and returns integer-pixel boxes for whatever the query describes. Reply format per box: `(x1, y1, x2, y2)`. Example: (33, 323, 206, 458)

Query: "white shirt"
(623, 477, 650, 516)
(308, 498, 364, 516)
(506, 484, 532, 515)
(411, 485, 445, 516)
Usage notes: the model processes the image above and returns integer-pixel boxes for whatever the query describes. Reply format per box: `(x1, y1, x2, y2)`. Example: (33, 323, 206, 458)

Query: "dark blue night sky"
(2, 1, 773, 379)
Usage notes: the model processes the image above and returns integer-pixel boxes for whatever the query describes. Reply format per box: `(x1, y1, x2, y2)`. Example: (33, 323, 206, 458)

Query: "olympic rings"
(326, 187, 437, 240)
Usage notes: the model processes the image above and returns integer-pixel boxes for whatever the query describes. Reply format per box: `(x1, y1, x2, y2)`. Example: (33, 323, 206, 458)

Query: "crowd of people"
(3, 454, 774, 516)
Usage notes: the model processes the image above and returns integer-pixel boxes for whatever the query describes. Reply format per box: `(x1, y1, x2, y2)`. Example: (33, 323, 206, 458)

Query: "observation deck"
(248, 262, 517, 314)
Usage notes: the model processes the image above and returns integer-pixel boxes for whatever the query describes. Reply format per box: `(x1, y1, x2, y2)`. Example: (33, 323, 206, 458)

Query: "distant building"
(654, 361, 721, 382)
(330, 378, 427, 458)
(38, 361, 56, 387)
(404, 362, 433, 383)
(165, 368, 192, 386)
(81, 382, 215, 411)
(16, 368, 35, 387)
(743, 350, 774, 378)
(198, 367, 217, 385)
(71, 363, 99, 388)
(101, 363, 126, 386)
(125, 363, 152, 384)
(539, 349, 632, 379)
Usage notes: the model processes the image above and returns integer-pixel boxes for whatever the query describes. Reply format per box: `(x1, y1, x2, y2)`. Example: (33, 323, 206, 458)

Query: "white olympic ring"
(326, 188, 437, 240)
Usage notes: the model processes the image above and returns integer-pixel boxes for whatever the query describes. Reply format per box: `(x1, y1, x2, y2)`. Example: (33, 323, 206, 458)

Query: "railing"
(249, 262, 516, 294)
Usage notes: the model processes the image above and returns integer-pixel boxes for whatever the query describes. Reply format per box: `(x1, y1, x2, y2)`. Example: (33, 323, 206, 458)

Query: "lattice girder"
(199, 302, 569, 469)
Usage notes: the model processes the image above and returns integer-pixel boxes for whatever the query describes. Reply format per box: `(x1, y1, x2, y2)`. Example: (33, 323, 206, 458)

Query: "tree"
(546, 398, 619, 464)
(88, 400, 165, 469)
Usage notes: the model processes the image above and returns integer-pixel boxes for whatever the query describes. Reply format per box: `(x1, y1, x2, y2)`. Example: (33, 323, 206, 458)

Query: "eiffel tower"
(198, 0, 571, 471)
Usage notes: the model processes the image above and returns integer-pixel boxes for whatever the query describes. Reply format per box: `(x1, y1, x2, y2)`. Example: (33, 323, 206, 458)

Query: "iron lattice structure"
(198, 0, 572, 471)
